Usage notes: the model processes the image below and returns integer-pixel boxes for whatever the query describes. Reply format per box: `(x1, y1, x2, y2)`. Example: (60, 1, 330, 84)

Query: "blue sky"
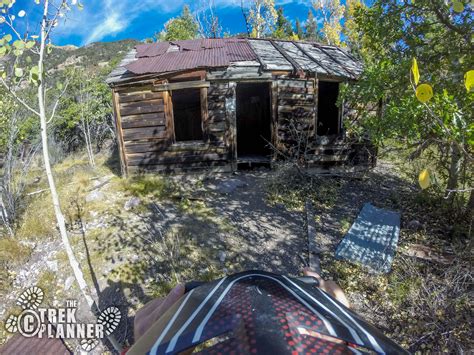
(2, 0, 361, 47)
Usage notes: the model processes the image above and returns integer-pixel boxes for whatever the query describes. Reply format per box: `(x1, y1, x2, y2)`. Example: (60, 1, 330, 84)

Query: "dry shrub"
(325, 252, 472, 353)
(387, 256, 472, 352)
(266, 162, 344, 211)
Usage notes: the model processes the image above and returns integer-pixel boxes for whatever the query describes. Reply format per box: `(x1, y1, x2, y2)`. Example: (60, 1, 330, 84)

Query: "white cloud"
(55, 0, 244, 45)
(85, 12, 127, 44)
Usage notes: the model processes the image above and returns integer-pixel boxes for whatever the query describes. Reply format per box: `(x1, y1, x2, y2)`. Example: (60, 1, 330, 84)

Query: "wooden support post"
(200, 87, 209, 142)
(271, 81, 279, 164)
(226, 82, 237, 171)
(313, 78, 319, 139)
(163, 90, 175, 144)
(112, 90, 128, 176)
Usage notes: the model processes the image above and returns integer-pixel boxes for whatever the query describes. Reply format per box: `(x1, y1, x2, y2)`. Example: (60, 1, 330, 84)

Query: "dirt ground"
(1, 158, 471, 353)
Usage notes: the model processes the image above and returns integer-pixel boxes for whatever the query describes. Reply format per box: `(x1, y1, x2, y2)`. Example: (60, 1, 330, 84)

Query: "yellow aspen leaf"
(418, 169, 431, 190)
(452, 1, 464, 12)
(416, 83, 433, 103)
(464, 70, 474, 92)
(411, 58, 420, 85)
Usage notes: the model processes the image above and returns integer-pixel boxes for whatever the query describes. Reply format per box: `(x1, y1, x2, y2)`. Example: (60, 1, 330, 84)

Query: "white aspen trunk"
(80, 89, 95, 168)
(82, 117, 95, 168)
(0, 194, 14, 237)
(256, 2, 262, 38)
(86, 120, 95, 168)
(37, 2, 121, 351)
(38, 0, 96, 309)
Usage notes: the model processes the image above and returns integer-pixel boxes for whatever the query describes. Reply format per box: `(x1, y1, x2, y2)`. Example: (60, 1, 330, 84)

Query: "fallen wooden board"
(305, 200, 321, 274)
(401, 244, 455, 264)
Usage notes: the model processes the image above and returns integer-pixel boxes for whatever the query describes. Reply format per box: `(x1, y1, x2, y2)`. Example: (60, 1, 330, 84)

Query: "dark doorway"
(236, 83, 272, 159)
(317, 81, 340, 136)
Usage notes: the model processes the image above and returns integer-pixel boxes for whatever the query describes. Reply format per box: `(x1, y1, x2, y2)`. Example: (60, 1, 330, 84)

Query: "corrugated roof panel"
(135, 42, 169, 58)
(107, 38, 363, 85)
(170, 39, 205, 51)
(225, 39, 257, 62)
(202, 38, 226, 49)
(125, 48, 228, 75)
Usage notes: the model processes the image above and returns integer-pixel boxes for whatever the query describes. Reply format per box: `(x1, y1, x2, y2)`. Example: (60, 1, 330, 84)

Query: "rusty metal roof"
(106, 38, 362, 85)
(126, 39, 256, 75)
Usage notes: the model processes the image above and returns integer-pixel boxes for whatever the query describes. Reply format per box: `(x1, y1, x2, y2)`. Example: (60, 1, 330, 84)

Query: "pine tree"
(273, 7, 294, 39)
(304, 10, 319, 41)
(295, 18, 304, 40)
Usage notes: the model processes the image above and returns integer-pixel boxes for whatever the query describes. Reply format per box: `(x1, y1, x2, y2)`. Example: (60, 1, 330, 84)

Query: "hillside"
(0, 39, 139, 81)
(46, 39, 140, 74)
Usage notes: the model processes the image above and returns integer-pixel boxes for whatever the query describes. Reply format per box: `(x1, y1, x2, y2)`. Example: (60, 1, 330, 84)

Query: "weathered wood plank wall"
(111, 71, 374, 175)
(275, 79, 316, 152)
(114, 82, 232, 174)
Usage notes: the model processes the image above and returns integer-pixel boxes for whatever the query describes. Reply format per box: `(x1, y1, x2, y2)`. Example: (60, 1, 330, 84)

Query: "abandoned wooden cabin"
(106, 38, 375, 174)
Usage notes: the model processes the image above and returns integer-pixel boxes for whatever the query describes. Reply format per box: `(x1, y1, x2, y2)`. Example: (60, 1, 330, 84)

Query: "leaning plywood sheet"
(335, 203, 401, 273)
(248, 39, 293, 71)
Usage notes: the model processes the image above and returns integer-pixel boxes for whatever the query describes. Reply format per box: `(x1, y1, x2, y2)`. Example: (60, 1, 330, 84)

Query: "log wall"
(275, 79, 316, 152)
(114, 82, 232, 174)
(112, 73, 375, 175)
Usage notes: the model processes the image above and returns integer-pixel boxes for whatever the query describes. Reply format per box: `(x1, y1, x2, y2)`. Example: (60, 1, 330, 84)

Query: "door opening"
(236, 83, 272, 162)
(317, 81, 340, 136)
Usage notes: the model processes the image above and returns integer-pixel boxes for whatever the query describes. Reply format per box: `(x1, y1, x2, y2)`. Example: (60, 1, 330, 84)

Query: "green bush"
(123, 175, 180, 200)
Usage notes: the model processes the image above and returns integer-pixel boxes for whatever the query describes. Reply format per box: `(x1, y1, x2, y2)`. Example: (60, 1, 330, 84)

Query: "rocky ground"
(1, 158, 471, 353)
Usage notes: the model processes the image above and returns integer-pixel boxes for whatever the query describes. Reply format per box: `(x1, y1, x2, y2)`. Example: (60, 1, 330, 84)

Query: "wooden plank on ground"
(305, 200, 321, 274)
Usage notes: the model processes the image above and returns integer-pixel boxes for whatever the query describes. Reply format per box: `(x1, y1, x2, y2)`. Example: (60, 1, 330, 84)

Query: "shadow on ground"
(77, 163, 422, 350)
